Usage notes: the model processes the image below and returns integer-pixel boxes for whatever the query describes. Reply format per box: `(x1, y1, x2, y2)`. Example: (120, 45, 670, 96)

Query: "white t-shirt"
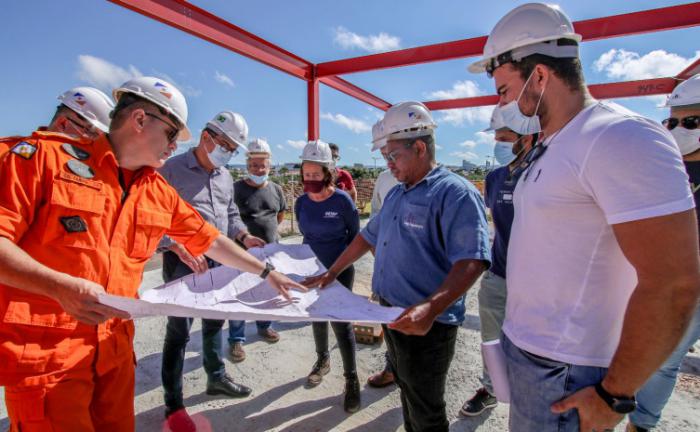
(370, 169, 400, 218)
(503, 101, 694, 367)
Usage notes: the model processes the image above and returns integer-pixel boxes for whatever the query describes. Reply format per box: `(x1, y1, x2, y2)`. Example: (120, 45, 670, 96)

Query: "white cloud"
(276, 144, 285, 150)
(594, 49, 700, 81)
(426, 80, 493, 126)
(333, 26, 401, 53)
(435, 144, 444, 150)
(77, 54, 142, 92)
(459, 140, 477, 148)
(450, 151, 479, 161)
(286, 139, 306, 149)
(214, 70, 235, 88)
(474, 131, 494, 144)
(321, 112, 371, 133)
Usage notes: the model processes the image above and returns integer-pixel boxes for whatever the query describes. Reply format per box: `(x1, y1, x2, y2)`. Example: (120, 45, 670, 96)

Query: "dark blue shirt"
(294, 189, 359, 268)
(484, 166, 519, 278)
(361, 166, 491, 325)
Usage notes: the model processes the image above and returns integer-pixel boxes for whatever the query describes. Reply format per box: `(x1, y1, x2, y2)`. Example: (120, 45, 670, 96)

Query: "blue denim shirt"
(361, 165, 491, 325)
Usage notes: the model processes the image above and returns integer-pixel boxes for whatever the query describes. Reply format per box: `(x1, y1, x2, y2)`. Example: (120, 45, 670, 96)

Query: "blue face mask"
(494, 141, 516, 166)
(248, 173, 268, 185)
(207, 144, 235, 168)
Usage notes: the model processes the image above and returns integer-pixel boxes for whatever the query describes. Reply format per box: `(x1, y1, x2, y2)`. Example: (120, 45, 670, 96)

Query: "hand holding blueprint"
(99, 243, 403, 323)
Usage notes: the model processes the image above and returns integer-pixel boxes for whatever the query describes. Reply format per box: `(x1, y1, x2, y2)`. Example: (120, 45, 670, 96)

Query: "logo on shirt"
(403, 213, 424, 230)
(324, 211, 339, 219)
(11, 141, 37, 160)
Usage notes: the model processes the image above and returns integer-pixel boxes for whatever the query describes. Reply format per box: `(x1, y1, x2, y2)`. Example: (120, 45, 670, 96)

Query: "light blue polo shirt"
(361, 165, 491, 325)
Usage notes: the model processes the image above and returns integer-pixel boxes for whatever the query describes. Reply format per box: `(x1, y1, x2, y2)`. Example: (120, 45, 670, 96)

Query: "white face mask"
(207, 143, 235, 168)
(499, 70, 545, 135)
(671, 127, 700, 156)
(494, 141, 516, 166)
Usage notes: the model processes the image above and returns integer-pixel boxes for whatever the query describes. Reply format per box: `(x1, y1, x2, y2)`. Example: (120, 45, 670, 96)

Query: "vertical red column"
(307, 78, 319, 141)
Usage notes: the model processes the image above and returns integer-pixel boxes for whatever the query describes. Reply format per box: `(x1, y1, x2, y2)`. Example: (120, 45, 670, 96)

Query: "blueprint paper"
(99, 243, 403, 323)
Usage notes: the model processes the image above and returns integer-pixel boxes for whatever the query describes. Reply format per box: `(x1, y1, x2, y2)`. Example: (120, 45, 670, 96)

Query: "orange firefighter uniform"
(0, 132, 220, 431)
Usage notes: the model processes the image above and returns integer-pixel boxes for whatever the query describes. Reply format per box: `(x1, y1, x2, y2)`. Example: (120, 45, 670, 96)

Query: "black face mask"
(303, 180, 325, 193)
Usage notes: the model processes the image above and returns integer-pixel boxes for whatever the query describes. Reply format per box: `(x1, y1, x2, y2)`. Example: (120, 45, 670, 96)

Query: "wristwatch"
(594, 382, 637, 414)
(260, 262, 275, 280)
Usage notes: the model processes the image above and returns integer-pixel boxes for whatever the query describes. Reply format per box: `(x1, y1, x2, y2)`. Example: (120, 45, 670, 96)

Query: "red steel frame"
(108, 0, 700, 140)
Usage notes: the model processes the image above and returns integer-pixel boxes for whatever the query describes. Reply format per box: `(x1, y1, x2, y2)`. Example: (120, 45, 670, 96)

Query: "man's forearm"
(0, 236, 74, 299)
(327, 234, 372, 276)
(205, 235, 266, 275)
(603, 277, 699, 395)
(426, 259, 487, 318)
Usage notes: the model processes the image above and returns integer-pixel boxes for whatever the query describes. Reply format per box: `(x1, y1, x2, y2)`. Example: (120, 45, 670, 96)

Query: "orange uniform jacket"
(0, 131, 220, 386)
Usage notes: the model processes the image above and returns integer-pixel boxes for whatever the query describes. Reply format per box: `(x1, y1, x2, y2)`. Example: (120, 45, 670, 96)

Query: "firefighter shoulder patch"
(11, 141, 37, 160)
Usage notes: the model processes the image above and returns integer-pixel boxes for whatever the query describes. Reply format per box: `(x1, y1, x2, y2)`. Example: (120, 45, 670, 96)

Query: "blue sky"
(1, 0, 699, 167)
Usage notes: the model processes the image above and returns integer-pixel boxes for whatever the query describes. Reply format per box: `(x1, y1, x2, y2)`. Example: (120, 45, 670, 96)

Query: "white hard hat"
(113, 76, 191, 141)
(300, 140, 333, 165)
(206, 111, 248, 151)
(371, 101, 437, 151)
(664, 74, 700, 107)
(58, 86, 114, 133)
(247, 137, 271, 156)
(371, 119, 387, 151)
(483, 105, 508, 132)
(469, 3, 582, 74)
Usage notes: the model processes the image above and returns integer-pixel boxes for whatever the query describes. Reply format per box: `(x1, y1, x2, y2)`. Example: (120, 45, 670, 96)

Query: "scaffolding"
(107, 0, 700, 140)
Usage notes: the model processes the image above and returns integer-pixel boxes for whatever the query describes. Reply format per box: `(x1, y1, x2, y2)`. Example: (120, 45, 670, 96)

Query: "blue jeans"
(503, 334, 607, 432)
(630, 305, 700, 429)
(227, 320, 273, 344)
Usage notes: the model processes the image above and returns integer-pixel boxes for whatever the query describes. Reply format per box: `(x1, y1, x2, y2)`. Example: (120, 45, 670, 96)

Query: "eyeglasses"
(145, 112, 179, 143)
(208, 129, 240, 156)
(662, 116, 700, 131)
(505, 143, 548, 185)
(382, 149, 403, 163)
(65, 115, 98, 138)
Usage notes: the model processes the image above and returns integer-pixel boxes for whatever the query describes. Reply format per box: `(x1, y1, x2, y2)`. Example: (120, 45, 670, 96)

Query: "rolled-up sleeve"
(442, 188, 491, 267)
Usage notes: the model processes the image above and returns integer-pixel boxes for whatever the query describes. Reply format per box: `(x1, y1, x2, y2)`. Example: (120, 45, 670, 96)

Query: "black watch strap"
(594, 382, 636, 414)
(260, 262, 274, 280)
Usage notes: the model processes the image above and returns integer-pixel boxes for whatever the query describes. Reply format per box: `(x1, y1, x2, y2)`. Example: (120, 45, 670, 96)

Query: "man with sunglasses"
(0, 86, 113, 157)
(627, 74, 700, 432)
(0, 77, 303, 431)
(157, 110, 269, 430)
(304, 101, 491, 431)
(470, 4, 700, 432)
(461, 106, 536, 417)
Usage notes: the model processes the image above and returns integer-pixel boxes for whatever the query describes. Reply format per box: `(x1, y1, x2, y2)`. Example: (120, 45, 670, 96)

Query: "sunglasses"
(65, 115, 98, 137)
(505, 143, 548, 185)
(145, 112, 179, 143)
(662, 116, 700, 131)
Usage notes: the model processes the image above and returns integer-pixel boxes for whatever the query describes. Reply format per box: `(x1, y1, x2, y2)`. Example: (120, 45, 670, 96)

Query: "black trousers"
(312, 266, 357, 378)
(381, 298, 458, 432)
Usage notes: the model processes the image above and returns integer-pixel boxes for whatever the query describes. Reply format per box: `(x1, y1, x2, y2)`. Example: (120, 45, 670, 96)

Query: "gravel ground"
(1, 234, 699, 431)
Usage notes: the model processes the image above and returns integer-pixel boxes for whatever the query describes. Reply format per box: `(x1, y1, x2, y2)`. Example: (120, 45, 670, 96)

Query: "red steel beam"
(319, 76, 392, 111)
(308, 80, 319, 141)
(316, 2, 700, 77)
(107, 0, 313, 80)
(677, 57, 700, 80)
(423, 78, 677, 111)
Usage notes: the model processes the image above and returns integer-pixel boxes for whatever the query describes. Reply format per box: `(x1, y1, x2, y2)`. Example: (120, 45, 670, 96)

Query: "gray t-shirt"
(234, 179, 287, 243)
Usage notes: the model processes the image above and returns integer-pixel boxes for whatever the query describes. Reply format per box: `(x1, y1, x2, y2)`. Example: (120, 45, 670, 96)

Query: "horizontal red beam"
(423, 78, 677, 111)
(108, 0, 313, 80)
(317, 2, 700, 77)
(319, 76, 392, 111)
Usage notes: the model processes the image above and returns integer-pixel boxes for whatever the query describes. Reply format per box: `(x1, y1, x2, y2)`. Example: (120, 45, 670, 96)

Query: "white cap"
(300, 140, 333, 165)
(206, 111, 248, 150)
(58, 86, 114, 133)
(113, 76, 191, 141)
(664, 74, 700, 107)
(372, 101, 437, 151)
(247, 137, 271, 157)
(469, 3, 581, 74)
